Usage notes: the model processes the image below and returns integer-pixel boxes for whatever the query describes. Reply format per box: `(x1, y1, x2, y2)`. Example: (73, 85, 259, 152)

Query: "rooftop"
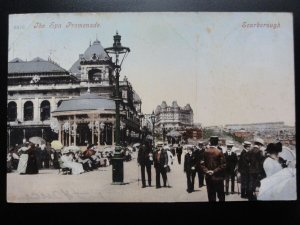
(8, 57, 69, 74)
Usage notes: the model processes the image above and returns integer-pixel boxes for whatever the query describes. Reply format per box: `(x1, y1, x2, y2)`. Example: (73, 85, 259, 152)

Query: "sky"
(8, 13, 295, 126)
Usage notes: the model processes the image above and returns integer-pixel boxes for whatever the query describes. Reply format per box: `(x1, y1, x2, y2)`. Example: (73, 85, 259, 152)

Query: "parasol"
(51, 140, 63, 150)
(29, 136, 46, 146)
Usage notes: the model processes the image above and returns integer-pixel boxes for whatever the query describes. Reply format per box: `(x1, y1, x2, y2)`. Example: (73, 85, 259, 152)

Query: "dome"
(184, 104, 192, 111)
(69, 39, 110, 75)
(172, 101, 179, 108)
(161, 101, 167, 109)
(83, 39, 110, 61)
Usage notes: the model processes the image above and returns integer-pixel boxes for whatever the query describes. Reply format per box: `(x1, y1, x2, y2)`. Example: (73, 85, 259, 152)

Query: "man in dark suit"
(184, 147, 196, 193)
(238, 141, 251, 198)
(194, 142, 205, 187)
(201, 136, 226, 202)
(176, 144, 183, 164)
(137, 141, 153, 188)
(153, 146, 168, 188)
(224, 141, 238, 195)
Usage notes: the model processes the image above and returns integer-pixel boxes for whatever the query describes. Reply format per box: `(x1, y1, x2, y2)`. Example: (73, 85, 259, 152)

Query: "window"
(8, 101, 17, 121)
(40, 100, 50, 121)
(24, 101, 33, 121)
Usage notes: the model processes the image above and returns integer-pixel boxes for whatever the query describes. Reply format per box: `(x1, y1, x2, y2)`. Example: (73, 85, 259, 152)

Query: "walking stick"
(236, 173, 240, 195)
(138, 164, 140, 186)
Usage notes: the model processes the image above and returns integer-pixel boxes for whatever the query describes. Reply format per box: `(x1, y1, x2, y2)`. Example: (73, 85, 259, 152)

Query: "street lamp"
(105, 31, 130, 184)
(150, 111, 156, 147)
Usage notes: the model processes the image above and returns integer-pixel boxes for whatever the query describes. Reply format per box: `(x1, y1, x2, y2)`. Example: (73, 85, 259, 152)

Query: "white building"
(7, 36, 142, 147)
(154, 101, 193, 129)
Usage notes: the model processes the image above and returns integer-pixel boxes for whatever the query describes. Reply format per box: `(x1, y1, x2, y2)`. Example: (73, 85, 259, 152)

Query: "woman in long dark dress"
(26, 143, 39, 174)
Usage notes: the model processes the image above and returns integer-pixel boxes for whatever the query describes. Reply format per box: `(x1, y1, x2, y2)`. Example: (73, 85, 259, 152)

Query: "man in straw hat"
(224, 141, 238, 195)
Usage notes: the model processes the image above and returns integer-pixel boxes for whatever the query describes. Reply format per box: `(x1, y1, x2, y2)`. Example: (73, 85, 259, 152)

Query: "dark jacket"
(238, 149, 248, 173)
(246, 147, 265, 174)
(201, 146, 226, 181)
(224, 151, 238, 173)
(176, 146, 183, 155)
(137, 144, 152, 166)
(153, 149, 168, 168)
(193, 148, 205, 170)
(184, 152, 196, 172)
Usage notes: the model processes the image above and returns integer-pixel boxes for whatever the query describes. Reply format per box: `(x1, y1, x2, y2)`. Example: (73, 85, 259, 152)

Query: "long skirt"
(17, 154, 28, 174)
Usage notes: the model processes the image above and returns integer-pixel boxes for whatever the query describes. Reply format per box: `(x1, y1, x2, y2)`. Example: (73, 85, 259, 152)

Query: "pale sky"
(8, 13, 295, 126)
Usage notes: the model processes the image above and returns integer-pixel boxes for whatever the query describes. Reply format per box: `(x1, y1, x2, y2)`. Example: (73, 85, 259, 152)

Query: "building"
(7, 38, 142, 148)
(154, 101, 193, 129)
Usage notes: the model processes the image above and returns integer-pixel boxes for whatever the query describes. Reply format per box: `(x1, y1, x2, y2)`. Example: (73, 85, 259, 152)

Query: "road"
(7, 152, 246, 203)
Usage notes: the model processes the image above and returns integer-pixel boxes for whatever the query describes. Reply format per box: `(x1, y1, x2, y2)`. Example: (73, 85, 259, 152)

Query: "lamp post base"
(111, 146, 124, 184)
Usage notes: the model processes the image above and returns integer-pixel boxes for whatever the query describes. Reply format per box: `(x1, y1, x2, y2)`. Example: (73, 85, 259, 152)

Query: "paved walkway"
(7, 152, 247, 203)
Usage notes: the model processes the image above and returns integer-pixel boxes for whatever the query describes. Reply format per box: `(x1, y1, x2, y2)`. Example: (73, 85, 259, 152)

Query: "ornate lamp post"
(105, 31, 130, 184)
(150, 111, 156, 147)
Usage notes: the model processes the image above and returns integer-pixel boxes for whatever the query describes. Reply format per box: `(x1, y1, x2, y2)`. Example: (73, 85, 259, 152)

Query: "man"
(184, 147, 196, 193)
(224, 141, 238, 195)
(176, 144, 183, 164)
(201, 136, 226, 202)
(246, 137, 265, 201)
(137, 141, 153, 188)
(153, 146, 168, 188)
(194, 142, 205, 187)
(238, 141, 251, 198)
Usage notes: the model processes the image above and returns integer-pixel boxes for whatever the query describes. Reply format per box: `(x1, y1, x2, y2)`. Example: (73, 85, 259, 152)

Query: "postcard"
(7, 12, 296, 202)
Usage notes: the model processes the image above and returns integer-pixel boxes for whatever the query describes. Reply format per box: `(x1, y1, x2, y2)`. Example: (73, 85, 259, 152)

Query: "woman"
(61, 151, 84, 175)
(26, 143, 39, 174)
(263, 142, 286, 177)
(17, 145, 29, 174)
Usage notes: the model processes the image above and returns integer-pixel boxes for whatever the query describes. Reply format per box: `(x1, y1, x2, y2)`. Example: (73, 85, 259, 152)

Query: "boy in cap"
(201, 136, 226, 202)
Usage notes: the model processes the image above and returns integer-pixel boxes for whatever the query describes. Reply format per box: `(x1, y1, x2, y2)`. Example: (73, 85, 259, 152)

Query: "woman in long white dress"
(257, 142, 296, 200)
(61, 152, 84, 175)
(17, 146, 29, 174)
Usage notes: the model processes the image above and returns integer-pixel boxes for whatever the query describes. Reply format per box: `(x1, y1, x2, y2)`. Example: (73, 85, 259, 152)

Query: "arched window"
(57, 100, 63, 108)
(40, 100, 51, 121)
(8, 101, 17, 121)
(88, 69, 102, 82)
(24, 101, 33, 121)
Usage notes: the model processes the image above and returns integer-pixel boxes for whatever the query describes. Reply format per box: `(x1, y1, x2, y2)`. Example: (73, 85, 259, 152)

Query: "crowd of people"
(136, 136, 296, 202)
(6, 142, 120, 175)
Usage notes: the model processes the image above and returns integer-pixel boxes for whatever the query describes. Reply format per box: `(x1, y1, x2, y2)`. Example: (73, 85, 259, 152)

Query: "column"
(62, 129, 65, 146)
(58, 123, 62, 143)
(97, 123, 100, 147)
(34, 98, 40, 122)
(68, 117, 71, 146)
(74, 122, 77, 146)
(92, 123, 94, 144)
(18, 98, 22, 121)
(112, 124, 115, 145)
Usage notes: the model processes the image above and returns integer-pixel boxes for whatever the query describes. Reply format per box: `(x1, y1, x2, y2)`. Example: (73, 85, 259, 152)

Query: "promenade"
(7, 152, 246, 203)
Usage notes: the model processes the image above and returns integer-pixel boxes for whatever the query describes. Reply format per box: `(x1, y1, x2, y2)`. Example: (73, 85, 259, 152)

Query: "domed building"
(7, 37, 142, 147)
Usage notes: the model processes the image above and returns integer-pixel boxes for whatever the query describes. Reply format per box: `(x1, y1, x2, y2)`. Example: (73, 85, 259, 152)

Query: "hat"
(210, 136, 219, 146)
(254, 137, 265, 146)
(243, 141, 251, 146)
(265, 142, 282, 154)
(226, 141, 234, 146)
